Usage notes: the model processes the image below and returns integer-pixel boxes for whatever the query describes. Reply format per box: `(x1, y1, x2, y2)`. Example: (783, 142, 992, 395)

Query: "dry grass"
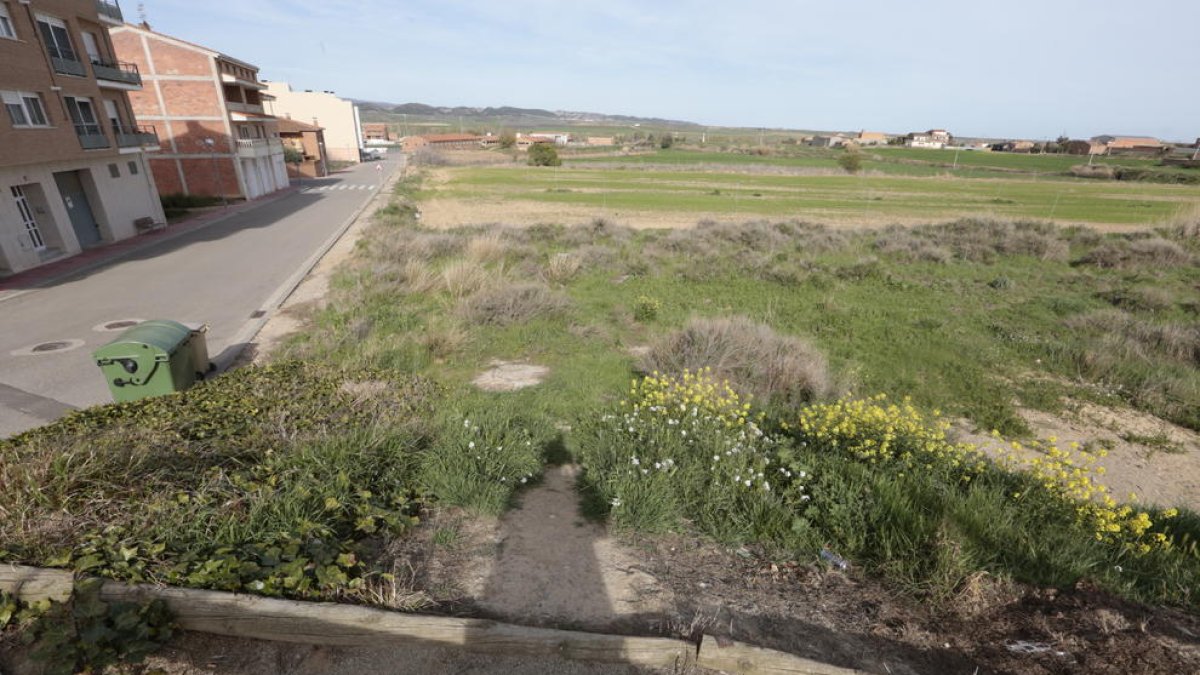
(466, 232, 508, 264)
(640, 315, 838, 408)
(911, 218, 1070, 262)
(1068, 310, 1200, 365)
(441, 260, 492, 298)
(542, 252, 583, 284)
(460, 282, 570, 326)
(1075, 236, 1192, 269)
(421, 323, 469, 360)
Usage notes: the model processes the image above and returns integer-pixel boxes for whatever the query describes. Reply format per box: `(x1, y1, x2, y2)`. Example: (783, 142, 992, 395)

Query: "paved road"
(0, 153, 401, 438)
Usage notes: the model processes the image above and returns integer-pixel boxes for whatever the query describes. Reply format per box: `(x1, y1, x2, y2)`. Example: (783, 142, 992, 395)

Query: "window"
(81, 31, 101, 64)
(64, 96, 100, 134)
(0, 3, 16, 40)
(36, 14, 77, 61)
(2, 91, 50, 128)
(127, 161, 139, 175)
(108, 163, 120, 178)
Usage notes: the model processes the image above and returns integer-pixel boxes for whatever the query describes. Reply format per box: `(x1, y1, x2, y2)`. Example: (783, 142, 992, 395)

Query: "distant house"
(993, 140, 1035, 153)
(1062, 140, 1107, 155)
(807, 134, 850, 148)
(362, 123, 392, 143)
(856, 131, 888, 146)
(403, 133, 483, 152)
(905, 129, 951, 149)
(277, 119, 327, 178)
(586, 136, 616, 146)
(525, 132, 569, 146)
(1091, 135, 1165, 156)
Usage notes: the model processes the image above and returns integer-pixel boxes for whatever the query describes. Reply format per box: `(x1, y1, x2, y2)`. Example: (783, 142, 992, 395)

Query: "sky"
(139, 0, 1200, 141)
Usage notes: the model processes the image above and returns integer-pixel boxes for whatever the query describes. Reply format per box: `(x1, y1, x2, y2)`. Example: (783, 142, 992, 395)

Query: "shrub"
(466, 233, 508, 263)
(633, 295, 662, 322)
(461, 282, 569, 326)
(916, 219, 1070, 262)
(576, 370, 812, 541)
(542, 252, 582, 284)
(419, 408, 546, 514)
(441, 259, 491, 298)
(527, 143, 561, 167)
(159, 193, 220, 209)
(1075, 237, 1192, 268)
(640, 316, 836, 408)
(837, 150, 863, 174)
(789, 394, 987, 482)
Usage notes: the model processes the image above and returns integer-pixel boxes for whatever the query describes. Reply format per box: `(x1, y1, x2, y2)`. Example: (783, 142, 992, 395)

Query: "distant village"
(397, 126, 1200, 163)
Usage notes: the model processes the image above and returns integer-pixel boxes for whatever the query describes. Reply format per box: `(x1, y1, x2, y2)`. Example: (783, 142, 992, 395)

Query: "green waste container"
(94, 319, 211, 403)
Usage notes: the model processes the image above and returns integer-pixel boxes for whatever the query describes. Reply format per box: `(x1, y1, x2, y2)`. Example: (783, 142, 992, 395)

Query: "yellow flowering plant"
(997, 438, 1177, 555)
(787, 394, 987, 483)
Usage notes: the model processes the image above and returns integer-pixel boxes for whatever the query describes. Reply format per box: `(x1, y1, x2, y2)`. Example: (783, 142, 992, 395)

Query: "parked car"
(359, 148, 384, 161)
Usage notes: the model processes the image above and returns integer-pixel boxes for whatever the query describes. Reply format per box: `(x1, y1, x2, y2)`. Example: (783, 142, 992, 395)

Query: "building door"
(103, 99, 121, 134)
(10, 185, 46, 251)
(53, 171, 102, 248)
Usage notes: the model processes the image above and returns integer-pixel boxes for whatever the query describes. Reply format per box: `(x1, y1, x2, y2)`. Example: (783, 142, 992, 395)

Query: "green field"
(428, 160, 1200, 226)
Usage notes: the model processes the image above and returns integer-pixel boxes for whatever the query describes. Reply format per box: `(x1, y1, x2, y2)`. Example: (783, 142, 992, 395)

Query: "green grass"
(431, 163, 1200, 225)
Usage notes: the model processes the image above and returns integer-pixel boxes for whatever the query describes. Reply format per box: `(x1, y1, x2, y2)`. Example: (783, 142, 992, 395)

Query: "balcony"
(51, 55, 87, 77)
(75, 123, 110, 150)
(95, 0, 124, 24)
(114, 124, 159, 149)
(227, 101, 265, 115)
(93, 60, 142, 89)
(236, 138, 283, 158)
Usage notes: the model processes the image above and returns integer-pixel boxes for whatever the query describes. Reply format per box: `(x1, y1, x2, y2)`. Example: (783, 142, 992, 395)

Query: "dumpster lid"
(93, 319, 193, 360)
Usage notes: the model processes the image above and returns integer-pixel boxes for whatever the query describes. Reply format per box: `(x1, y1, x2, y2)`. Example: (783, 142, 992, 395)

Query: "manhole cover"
(92, 318, 146, 332)
(11, 338, 86, 357)
(32, 341, 71, 352)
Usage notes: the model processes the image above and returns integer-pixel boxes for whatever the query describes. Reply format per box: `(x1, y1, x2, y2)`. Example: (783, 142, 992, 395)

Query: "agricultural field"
(4, 163, 1200, 673)
(418, 148, 1200, 230)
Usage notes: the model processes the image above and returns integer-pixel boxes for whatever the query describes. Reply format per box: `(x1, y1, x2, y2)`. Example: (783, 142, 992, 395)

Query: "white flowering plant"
(419, 407, 545, 514)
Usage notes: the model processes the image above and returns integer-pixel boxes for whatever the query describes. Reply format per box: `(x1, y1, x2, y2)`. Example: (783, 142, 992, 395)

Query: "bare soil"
(957, 401, 1200, 511)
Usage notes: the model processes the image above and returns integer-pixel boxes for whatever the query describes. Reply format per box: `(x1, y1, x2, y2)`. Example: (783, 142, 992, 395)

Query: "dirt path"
(478, 464, 671, 632)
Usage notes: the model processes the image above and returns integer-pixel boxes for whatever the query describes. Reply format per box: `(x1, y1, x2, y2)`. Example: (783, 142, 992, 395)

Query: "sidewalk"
(0, 185, 301, 303)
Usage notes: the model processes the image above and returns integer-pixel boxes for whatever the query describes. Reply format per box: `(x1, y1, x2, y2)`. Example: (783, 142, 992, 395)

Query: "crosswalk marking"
(300, 184, 376, 194)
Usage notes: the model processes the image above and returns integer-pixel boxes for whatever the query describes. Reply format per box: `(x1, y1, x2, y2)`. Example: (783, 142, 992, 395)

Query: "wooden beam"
(697, 635, 867, 675)
(1, 565, 692, 669)
(0, 565, 73, 604)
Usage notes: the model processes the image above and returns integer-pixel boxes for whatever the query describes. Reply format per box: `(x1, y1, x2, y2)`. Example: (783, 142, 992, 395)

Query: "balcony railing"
(227, 101, 265, 114)
(114, 124, 158, 148)
(75, 123, 110, 150)
(51, 55, 87, 77)
(92, 60, 142, 87)
(95, 0, 124, 23)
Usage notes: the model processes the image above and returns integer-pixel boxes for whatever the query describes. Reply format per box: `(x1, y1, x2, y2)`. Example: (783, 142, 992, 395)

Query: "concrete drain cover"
(93, 319, 145, 332)
(472, 361, 549, 392)
(11, 339, 86, 357)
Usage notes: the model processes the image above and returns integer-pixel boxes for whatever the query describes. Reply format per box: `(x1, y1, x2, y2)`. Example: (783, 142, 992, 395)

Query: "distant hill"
(354, 100, 704, 133)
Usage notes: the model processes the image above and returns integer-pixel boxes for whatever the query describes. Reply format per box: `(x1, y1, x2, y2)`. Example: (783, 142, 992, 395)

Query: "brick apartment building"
(0, 0, 165, 276)
(109, 23, 288, 201)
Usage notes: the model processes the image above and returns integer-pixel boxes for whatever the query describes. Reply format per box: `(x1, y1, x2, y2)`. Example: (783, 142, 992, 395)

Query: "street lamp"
(202, 137, 227, 205)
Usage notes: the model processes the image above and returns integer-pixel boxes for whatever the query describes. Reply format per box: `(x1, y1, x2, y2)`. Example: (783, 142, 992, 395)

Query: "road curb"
(212, 159, 404, 373)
